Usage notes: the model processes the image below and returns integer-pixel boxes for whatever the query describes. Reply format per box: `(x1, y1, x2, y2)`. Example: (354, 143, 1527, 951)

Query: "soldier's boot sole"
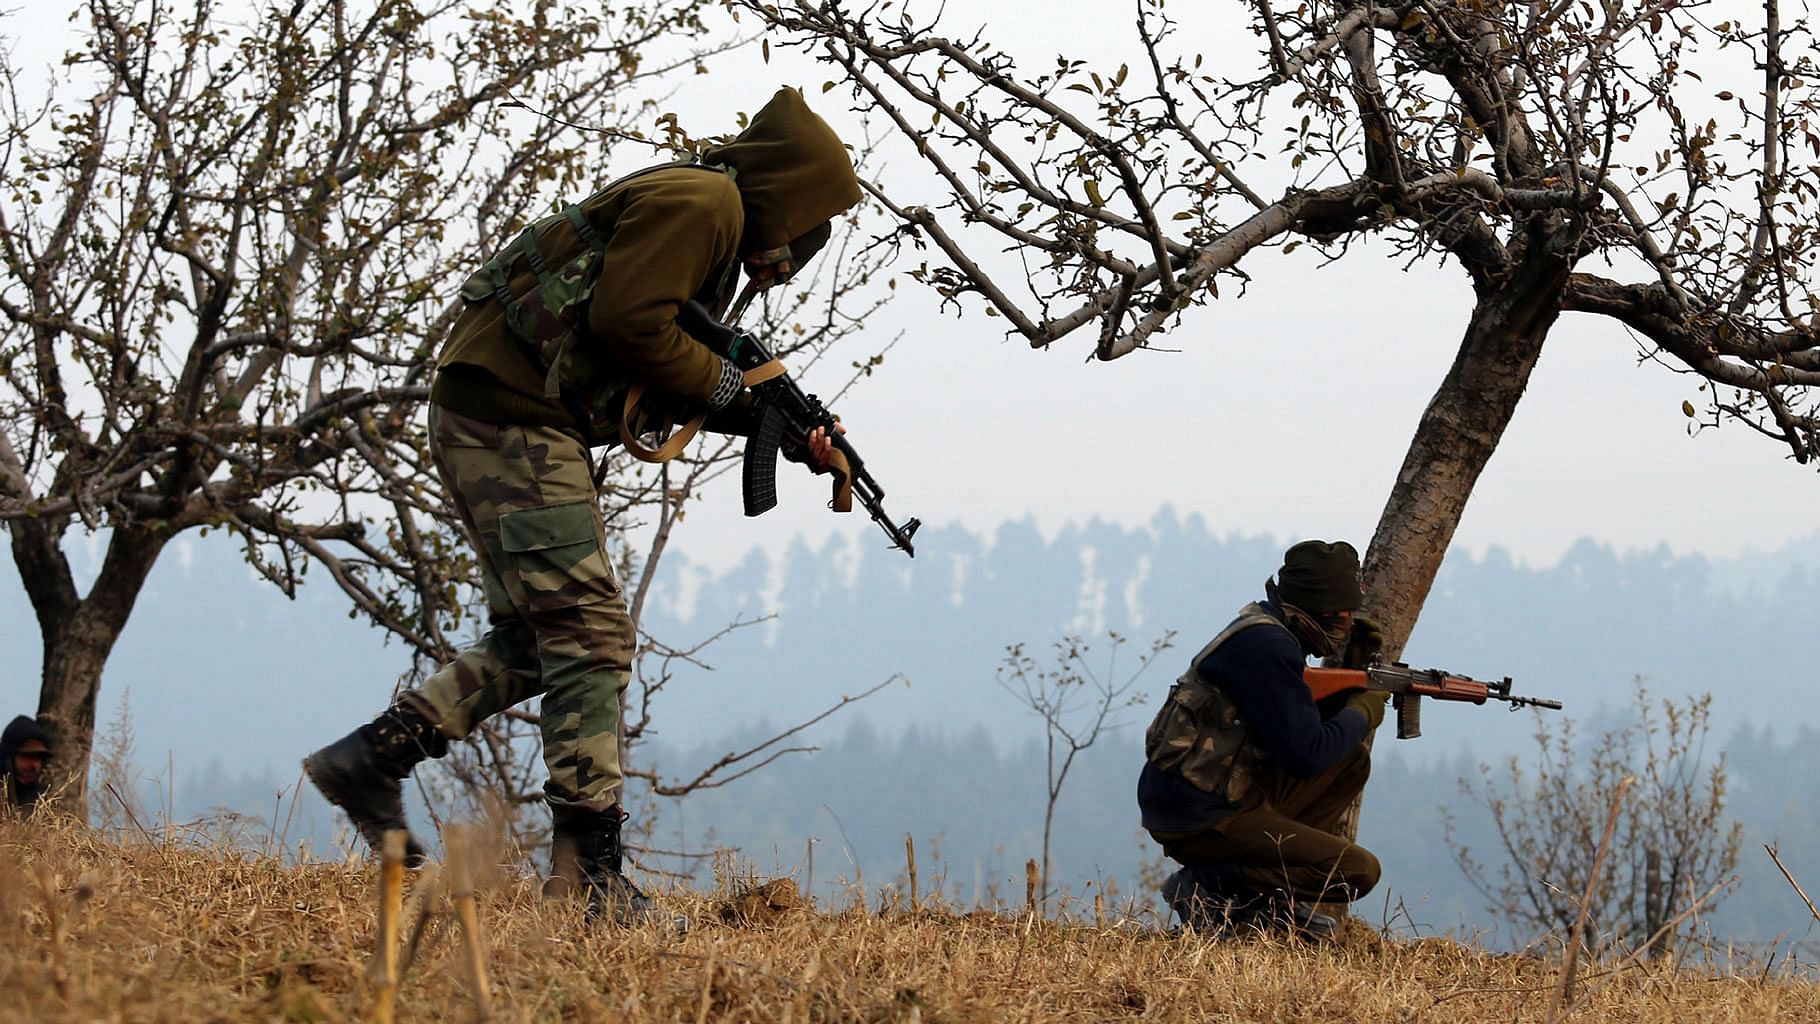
(302, 730, 425, 866)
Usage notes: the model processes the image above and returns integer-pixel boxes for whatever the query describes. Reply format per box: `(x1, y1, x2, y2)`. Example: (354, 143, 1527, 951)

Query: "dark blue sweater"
(1138, 602, 1368, 833)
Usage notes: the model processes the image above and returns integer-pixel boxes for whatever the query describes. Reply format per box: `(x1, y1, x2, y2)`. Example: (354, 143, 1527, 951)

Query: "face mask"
(744, 242, 796, 284)
(787, 219, 834, 266)
(1323, 619, 1352, 653)
(1280, 601, 1343, 658)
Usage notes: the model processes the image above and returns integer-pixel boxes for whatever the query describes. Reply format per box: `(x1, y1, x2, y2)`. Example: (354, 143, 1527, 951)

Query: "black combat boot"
(1163, 866, 1339, 940)
(1281, 900, 1339, 940)
(1229, 891, 1339, 940)
(302, 701, 448, 866)
(547, 806, 674, 927)
(1161, 864, 1247, 935)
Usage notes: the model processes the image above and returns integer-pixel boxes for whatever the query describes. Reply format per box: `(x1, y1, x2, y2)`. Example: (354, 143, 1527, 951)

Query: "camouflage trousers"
(405, 406, 636, 814)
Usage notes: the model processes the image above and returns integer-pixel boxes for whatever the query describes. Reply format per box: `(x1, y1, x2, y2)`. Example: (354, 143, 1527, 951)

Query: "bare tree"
(1447, 683, 1742, 958)
(744, 0, 1820, 837)
(997, 630, 1173, 908)
(0, 0, 896, 817)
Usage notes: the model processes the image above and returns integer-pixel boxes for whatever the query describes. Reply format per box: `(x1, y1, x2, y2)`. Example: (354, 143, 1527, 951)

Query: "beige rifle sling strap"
(823, 448, 853, 513)
(617, 360, 789, 463)
(618, 359, 855, 514)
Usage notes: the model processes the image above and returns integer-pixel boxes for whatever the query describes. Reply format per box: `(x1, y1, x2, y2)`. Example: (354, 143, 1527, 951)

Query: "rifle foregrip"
(1395, 693, 1422, 740)
(743, 404, 786, 517)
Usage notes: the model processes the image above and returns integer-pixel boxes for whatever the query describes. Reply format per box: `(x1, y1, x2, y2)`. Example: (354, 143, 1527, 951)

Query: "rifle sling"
(824, 448, 853, 514)
(618, 359, 790, 463)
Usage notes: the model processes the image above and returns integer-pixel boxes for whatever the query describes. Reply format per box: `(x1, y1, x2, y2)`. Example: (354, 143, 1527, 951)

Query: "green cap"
(1276, 540, 1363, 614)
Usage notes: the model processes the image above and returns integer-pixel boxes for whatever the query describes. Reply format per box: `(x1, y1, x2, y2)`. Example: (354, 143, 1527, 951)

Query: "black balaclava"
(1269, 540, 1363, 657)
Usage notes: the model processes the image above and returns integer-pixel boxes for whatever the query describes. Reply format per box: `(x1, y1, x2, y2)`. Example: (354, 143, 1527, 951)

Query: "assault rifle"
(676, 300, 921, 557)
(1304, 659, 1563, 740)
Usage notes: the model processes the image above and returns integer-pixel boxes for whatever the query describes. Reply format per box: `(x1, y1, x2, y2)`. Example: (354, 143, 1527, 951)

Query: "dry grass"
(3, 816, 1817, 1023)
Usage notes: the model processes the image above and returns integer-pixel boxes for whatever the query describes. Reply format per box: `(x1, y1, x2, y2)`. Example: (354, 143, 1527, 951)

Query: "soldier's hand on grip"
(1341, 615, 1385, 669)
(1347, 689, 1390, 730)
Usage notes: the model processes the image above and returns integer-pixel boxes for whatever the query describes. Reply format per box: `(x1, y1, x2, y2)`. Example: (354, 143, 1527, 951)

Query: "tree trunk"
(19, 523, 169, 819)
(1338, 247, 1572, 845)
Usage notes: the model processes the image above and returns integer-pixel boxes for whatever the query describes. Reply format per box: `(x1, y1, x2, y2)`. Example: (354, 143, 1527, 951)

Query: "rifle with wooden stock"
(675, 299, 921, 558)
(1304, 659, 1563, 739)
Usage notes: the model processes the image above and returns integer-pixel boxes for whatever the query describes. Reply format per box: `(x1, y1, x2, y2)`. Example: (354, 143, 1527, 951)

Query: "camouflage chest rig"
(457, 159, 739, 444)
(1143, 603, 1286, 808)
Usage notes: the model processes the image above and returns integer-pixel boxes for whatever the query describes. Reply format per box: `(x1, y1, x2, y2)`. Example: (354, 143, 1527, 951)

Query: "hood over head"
(1, 714, 52, 810)
(703, 87, 862, 258)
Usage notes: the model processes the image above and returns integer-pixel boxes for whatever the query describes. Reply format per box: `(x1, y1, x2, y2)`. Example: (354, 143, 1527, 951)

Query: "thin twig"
(398, 863, 446, 977)
(1009, 906, 1038, 983)
(447, 829, 494, 1022)
(695, 948, 718, 1024)
(34, 865, 70, 1002)
(1765, 844, 1820, 924)
(1545, 775, 1632, 1023)
(646, 675, 902, 797)
(103, 780, 175, 871)
(369, 830, 405, 1024)
(905, 834, 918, 913)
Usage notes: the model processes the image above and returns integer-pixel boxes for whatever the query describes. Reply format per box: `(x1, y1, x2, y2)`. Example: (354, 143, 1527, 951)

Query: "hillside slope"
(3, 819, 1815, 1023)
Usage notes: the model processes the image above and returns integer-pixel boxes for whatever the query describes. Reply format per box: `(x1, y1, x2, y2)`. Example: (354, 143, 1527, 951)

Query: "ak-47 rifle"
(675, 299, 921, 557)
(1304, 659, 1563, 740)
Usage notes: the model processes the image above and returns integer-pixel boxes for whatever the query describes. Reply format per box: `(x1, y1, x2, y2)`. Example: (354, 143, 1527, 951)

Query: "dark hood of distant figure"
(1, 714, 52, 810)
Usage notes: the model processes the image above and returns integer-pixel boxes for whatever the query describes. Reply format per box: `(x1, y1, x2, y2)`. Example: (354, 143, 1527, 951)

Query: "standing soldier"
(1138, 540, 1388, 938)
(304, 87, 861, 924)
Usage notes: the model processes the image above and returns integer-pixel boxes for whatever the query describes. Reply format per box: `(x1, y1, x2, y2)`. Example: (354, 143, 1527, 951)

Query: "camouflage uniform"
(304, 88, 863, 888)
(402, 406, 636, 813)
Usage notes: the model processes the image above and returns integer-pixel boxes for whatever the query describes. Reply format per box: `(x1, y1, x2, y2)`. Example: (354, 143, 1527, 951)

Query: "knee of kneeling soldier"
(1343, 846, 1382, 899)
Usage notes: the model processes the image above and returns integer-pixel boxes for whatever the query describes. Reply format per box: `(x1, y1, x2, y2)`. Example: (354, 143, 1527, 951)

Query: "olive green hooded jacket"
(430, 87, 862, 434)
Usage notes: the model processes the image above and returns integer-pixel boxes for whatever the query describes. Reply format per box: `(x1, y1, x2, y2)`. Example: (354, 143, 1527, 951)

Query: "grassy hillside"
(3, 818, 1816, 1023)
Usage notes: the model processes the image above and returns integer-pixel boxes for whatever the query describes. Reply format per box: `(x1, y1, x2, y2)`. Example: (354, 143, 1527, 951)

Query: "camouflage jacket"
(1143, 603, 1283, 810)
(1140, 598, 1371, 833)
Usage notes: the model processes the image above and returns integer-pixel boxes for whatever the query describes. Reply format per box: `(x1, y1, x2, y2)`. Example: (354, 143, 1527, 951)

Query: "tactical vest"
(456, 160, 738, 439)
(1142, 603, 1287, 808)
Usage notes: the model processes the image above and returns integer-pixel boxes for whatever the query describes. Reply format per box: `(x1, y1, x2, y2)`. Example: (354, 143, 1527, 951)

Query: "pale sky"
(6, 0, 1813, 582)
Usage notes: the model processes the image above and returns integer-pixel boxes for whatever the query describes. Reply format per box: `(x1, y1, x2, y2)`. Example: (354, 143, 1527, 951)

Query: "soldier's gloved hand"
(1341, 615, 1385, 669)
(1347, 690, 1389, 730)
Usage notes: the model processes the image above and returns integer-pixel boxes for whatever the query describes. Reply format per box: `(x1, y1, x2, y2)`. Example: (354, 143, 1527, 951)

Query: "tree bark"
(22, 523, 170, 818)
(1339, 245, 1573, 844)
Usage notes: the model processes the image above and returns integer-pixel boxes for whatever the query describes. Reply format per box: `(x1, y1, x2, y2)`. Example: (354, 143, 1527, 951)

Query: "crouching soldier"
(1138, 540, 1388, 939)
(303, 87, 861, 925)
